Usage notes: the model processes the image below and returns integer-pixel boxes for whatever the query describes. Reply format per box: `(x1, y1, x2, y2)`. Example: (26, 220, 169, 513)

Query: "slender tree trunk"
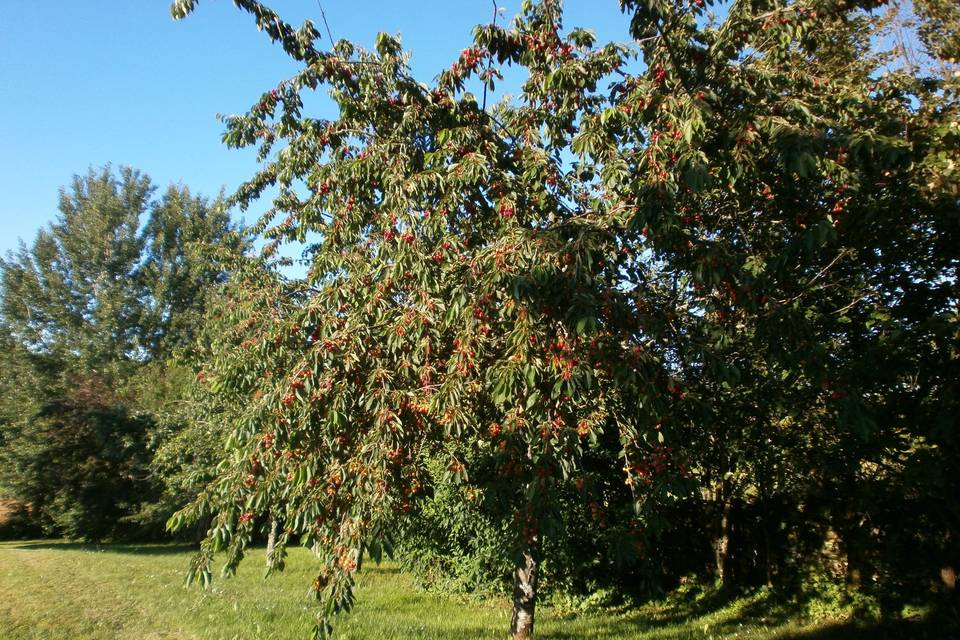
(841, 510, 865, 589)
(266, 519, 279, 567)
(760, 473, 773, 587)
(846, 542, 863, 589)
(763, 523, 773, 588)
(714, 498, 732, 586)
(763, 506, 773, 587)
(510, 539, 540, 640)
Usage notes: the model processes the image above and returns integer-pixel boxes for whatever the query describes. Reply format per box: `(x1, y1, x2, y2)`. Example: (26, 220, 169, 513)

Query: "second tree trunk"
(510, 541, 540, 640)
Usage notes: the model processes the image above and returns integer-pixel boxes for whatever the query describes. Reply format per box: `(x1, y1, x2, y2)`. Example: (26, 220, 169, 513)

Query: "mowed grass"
(0, 541, 951, 640)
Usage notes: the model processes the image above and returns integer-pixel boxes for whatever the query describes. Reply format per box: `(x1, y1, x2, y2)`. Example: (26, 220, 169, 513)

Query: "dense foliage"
(163, 0, 958, 638)
(0, 166, 245, 539)
(0, 0, 952, 637)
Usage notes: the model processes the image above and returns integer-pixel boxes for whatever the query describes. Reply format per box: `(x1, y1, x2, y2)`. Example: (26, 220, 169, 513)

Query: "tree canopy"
(165, 1, 958, 638)
(0, 165, 246, 540)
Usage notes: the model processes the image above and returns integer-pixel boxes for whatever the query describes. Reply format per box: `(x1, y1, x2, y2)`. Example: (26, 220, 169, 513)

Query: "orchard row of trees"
(0, 0, 958, 639)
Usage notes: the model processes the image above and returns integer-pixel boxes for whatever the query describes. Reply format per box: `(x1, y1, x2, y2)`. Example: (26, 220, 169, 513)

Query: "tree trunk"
(841, 511, 866, 589)
(760, 478, 773, 587)
(510, 541, 540, 640)
(714, 498, 732, 586)
(846, 545, 863, 589)
(266, 519, 279, 567)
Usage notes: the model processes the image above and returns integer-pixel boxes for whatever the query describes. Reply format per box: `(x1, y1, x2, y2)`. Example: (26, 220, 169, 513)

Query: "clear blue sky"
(0, 1, 632, 256)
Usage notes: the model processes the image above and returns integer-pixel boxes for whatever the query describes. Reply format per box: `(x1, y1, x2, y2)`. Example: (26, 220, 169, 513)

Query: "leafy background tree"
(0, 165, 246, 540)
(1, 166, 152, 373)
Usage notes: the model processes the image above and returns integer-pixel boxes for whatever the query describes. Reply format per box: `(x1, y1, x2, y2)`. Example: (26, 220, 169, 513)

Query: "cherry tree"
(168, 0, 959, 636)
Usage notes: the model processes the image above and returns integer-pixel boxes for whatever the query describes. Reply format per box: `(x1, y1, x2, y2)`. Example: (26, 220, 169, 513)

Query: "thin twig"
(316, 0, 335, 44)
(777, 249, 850, 305)
(833, 291, 875, 316)
(482, 0, 499, 112)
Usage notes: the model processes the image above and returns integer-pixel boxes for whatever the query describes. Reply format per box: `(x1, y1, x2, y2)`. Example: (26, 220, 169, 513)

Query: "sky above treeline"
(0, 0, 633, 257)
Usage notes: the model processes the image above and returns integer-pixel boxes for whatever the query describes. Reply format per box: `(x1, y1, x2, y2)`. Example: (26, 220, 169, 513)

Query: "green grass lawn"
(0, 541, 951, 640)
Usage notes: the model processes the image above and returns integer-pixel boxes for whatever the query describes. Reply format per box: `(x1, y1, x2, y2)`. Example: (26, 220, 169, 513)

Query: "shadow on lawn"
(777, 618, 960, 640)
(11, 541, 405, 575)
(535, 585, 959, 640)
(536, 615, 956, 640)
(14, 540, 196, 555)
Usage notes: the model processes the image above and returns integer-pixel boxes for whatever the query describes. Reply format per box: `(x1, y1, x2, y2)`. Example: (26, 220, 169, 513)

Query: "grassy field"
(0, 541, 952, 640)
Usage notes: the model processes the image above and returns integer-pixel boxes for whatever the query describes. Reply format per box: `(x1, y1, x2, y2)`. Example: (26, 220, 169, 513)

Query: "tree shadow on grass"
(536, 588, 960, 640)
(535, 613, 958, 640)
(776, 618, 960, 640)
(364, 564, 401, 575)
(554, 585, 787, 632)
(13, 540, 196, 555)
(622, 586, 757, 627)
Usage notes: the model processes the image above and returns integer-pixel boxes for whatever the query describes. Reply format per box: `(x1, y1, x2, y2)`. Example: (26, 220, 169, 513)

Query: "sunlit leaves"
(170, 0, 959, 636)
